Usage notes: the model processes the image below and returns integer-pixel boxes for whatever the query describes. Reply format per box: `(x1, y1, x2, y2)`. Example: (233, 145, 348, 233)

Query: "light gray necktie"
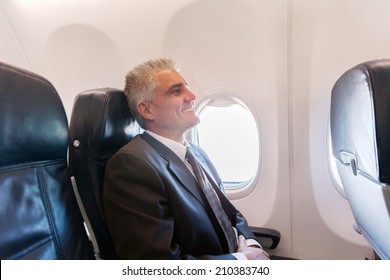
(185, 147, 237, 252)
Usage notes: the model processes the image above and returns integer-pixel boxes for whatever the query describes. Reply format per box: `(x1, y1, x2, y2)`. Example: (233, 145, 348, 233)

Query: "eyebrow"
(166, 82, 186, 93)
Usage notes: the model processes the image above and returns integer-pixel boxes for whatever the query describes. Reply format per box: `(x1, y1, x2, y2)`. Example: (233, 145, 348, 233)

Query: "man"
(103, 58, 269, 260)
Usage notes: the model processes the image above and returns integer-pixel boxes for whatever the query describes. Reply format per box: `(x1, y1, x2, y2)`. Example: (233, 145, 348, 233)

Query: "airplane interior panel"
(1, 0, 390, 261)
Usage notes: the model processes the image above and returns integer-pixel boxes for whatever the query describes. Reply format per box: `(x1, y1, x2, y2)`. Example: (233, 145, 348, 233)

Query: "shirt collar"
(145, 130, 189, 162)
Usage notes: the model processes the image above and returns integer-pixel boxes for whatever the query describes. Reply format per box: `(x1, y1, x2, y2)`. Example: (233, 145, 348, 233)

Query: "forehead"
(153, 69, 186, 88)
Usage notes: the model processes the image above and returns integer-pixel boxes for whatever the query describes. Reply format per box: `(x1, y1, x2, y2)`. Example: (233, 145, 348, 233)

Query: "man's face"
(140, 69, 200, 142)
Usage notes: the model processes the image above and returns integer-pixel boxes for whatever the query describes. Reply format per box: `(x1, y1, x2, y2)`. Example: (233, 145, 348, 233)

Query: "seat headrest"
(69, 88, 140, 157)
(0, 62, 68, 168)
(331, 59, 390, 184)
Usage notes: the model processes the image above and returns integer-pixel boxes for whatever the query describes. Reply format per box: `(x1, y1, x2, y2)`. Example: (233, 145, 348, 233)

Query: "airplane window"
(194, 98, 260, 189)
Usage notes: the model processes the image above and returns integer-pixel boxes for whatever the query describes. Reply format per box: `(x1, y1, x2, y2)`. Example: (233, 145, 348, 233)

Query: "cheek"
(156, 107, 178, 122)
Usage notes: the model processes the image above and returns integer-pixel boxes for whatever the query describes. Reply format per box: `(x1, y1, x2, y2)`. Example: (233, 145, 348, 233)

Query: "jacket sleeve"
(102, 151, 236, 260)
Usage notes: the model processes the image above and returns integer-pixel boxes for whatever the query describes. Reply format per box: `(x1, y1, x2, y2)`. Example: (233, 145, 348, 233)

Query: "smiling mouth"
(181, 107, 194, 113)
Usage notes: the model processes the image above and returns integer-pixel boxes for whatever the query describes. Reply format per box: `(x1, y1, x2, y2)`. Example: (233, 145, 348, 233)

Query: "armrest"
(250, 226, 281, 249)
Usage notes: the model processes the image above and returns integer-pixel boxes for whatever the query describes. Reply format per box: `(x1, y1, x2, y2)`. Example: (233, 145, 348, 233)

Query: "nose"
(184, 87, 197, 102)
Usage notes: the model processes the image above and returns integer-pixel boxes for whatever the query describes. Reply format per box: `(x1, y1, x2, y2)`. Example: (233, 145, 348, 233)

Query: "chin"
(192, 118, 200, 127)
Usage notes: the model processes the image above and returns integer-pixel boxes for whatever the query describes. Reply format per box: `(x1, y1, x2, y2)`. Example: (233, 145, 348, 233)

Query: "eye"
(170, 86, 182, 95)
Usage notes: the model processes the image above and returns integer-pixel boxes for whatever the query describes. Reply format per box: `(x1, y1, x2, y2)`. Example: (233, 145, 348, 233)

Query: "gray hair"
(124, 58, 180, 129)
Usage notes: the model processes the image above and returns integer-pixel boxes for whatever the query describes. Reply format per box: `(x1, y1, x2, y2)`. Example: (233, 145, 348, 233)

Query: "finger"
(237, 235, 246, 250)
(238, 235, 246, 244)
(262, 250, 270, 260)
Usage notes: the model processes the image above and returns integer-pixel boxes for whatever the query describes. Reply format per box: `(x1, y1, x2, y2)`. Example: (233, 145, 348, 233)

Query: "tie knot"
(185, 147, 196, 162)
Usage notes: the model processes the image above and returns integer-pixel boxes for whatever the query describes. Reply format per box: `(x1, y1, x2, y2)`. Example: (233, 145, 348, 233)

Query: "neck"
(146, 129, 186, 144)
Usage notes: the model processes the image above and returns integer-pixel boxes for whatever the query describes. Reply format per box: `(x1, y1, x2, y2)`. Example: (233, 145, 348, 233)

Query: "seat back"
(330, 59, 390, 259)
(68, 88, 141, 259)
(0, 62, 93, 259)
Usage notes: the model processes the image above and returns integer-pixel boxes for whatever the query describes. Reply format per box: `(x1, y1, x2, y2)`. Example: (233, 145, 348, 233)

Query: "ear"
(137, 102, 154, 121)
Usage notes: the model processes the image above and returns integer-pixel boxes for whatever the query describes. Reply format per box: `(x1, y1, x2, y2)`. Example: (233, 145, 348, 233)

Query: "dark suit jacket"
(103, 132, 255, 259)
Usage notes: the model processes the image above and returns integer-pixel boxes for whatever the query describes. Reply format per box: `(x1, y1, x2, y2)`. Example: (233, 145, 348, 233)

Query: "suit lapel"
(188, 143, 238, 227)
(189, 145, 221, 189)
(141, 133, 208, 209)
(141, 133, 237, 228)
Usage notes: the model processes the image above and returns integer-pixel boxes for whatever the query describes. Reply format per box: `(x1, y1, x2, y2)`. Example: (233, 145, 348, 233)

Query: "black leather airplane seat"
(68, 88, 142, 259)
(330, 59, 390, 260)
(0, 62, 93, 259)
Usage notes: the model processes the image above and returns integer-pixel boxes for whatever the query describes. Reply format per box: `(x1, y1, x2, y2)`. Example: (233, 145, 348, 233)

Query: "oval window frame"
(189, 87, 262, 199)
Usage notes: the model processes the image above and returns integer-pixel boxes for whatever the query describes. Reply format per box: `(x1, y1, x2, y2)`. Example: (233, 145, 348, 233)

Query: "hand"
(236, 235, 270, 260)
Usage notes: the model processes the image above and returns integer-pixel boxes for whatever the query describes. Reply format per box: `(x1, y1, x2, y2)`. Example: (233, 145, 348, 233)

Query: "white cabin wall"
(1, 0, 389, 259)
(0, 0, 197, 118)
(0, 9, 28, 69)
(160, 0, 291, 258)
(292, 0, 390, 259)
(0, 0, 293, 257)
